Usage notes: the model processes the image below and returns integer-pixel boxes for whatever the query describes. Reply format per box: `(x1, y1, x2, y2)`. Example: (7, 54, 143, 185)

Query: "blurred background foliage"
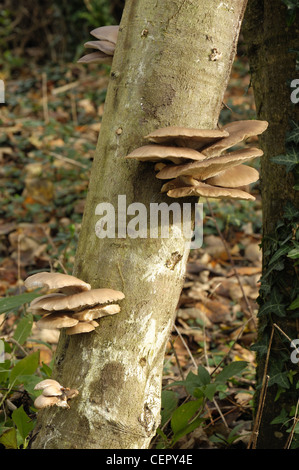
(0, 0, 125, 69)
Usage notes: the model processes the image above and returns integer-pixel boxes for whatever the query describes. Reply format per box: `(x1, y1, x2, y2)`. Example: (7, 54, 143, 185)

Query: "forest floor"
(0, 54, 263, 449)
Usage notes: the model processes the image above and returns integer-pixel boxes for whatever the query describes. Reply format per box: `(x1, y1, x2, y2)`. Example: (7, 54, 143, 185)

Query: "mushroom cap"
(161, 176, 200, 193)
(34, 379, 63, 391)
(144, 126, 229, 150)
(42, 384, 64, 397)
(202, 120, 268, 158)
(90, 25, 119, 44)
(84, 40, 115, 56)
(205, 165, 259, 188)
(125, 145, 207, 164)
(156, 147, 263, 181)
(25, 272, 91, 295)
(167, 181, 255, 200)
(73, 304, 121, 321)
(29, 293, 66, 311)
(66, 322, 96, 335)
(77, 51, 113, 65)
(35, 288, 125, 312)
(34, 395, 60, 409)
(36, 312, 79, 329)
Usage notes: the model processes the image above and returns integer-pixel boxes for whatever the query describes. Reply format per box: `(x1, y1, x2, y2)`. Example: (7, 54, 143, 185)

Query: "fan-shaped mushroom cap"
(84, 40, 115, 55)
(34, 395, 60, 409)
(144, 126, 229, 150)
(77, 51, 113, 65)
(42, 384, 64, 397)
(66, 322, 95, 335)
(126, 145, 206, 164)
(160, 176, 200, 193)
(167, 181, 255, 200)
(90, 25, 119, 44)
(156, 148, 263, 181)
(36, 312, 79, 329)
(73, 304, 121, 321)
(34, 379, 63, 391)
(33, 288, 125, 312)
(202, 120, 268, 157)
(25, 272, 91, 295)
(205, 165, 259, 188)
(28, 294, 66, 312)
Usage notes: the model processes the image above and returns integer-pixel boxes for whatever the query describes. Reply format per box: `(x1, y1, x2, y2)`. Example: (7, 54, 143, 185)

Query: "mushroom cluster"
(78, 25, 119, 65)
(125, 120, 268, 201)
(34, 379, 79, 410)
(25, 272, 125, 335)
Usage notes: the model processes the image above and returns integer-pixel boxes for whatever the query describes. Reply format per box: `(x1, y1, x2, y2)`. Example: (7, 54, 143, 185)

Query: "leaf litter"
(0, 55, 261, 448)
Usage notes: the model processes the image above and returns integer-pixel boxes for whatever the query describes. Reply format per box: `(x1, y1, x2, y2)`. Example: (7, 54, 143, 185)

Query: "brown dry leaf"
(176, 307, 212, 327)
(226, 266, 261, 277)
(196, 298, 232, 323)
(244, 243, 262, 265)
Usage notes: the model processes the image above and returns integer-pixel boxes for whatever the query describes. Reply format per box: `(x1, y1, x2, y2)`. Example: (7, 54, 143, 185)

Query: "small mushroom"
(34, 379, 63, 391)
(90, 25, 119, 44)
(84, 40, 115, 55)
(77, 51, 113, 65)
(156, 148, 263, 181)
(78, 25, 119, 65)
(202, 120, 268, 158)
(66, 321, 96, 335)
(25, 272, 91, 295)
(34, 395, 62, 409)
(36, 312, 79, 329)
(125, 145, 206, 164)
(34, 379, 79, 410)
(144, 126, 229, 150)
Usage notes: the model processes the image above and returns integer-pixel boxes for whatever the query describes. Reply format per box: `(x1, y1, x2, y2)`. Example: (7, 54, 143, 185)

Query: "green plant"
(0, 295, 53, 449)
(157, 361, 248, 448)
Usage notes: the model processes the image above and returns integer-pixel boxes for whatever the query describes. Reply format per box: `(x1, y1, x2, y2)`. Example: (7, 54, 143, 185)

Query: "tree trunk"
(243, 0, 299, 449)
(32, 0, 248, 449)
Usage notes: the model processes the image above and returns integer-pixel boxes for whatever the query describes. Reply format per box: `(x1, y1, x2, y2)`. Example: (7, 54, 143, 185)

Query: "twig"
(70, 92, 78, 126)
(284, 398, 299, 449)
(247, 325, 274, 449)
(173, 324, 197, 369)
(42, 72, 49, 124)
(48, 151, 88, 169)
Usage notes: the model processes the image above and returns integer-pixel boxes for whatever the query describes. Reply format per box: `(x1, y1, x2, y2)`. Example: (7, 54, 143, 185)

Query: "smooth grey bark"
(32, 0, 248, 449)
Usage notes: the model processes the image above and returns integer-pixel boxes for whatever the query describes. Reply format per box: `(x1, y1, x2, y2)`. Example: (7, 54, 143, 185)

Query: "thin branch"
(247, 325, 274, 449)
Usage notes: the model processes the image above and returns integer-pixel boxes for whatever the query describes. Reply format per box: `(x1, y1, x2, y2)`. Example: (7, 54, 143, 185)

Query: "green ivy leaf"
(13, 313, 33, 346)
(11, 405, 35, 442)
(171, 399, 204, 445)
(269, 245, 292, 265)
(214, 361, 248, 383)
(161, 390, 179, 428)
(9, 351, 39, 386)
(0, 292, 40, 315)
(0, 427, 18, 449)
(289, 296, 299, 310)
(271, 146, 299, 172)
(258, 289, 287, 318)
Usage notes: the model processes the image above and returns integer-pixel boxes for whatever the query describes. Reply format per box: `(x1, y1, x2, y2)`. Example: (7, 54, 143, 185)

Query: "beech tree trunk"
(243, 0, 299, 449)
(32, 0, 248, 449)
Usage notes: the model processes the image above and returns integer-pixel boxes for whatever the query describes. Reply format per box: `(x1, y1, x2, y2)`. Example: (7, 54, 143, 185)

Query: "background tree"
(31, 0, 248, 449)
(243, 0, 299, 449)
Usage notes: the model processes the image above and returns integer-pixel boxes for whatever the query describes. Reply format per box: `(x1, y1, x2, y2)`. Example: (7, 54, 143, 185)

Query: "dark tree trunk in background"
(32, 0, 248, 449)
(243, 0, 299, 449)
